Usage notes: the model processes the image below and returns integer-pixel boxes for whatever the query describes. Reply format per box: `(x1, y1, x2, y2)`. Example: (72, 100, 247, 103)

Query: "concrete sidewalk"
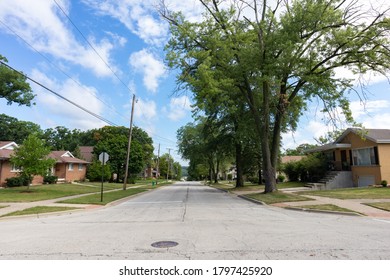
(229, 187, 390, 219)
(273, 194, 390, 218)
(0, 184, 149, 218)
(0, 192, 102, 218)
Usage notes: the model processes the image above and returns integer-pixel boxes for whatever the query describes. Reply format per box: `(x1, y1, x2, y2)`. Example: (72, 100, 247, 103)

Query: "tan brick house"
(0, 141, 89, 187)
(307, 128, 390, 188)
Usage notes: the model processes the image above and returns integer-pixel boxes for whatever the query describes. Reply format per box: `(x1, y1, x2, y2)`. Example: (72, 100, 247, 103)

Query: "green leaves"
(10, 134, 56, 187)
(0, 55, 35, 106)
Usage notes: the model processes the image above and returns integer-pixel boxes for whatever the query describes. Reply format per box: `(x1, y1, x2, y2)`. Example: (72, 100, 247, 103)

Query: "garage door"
(358, 176, 375, 187)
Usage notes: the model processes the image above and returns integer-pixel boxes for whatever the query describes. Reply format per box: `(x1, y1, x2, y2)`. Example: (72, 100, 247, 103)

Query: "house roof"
(336, 128, 390, 144)
(307, 128, 390, 153)
(0, 147, 88, 164)
(0, 142, 18, 160)
(0, 149, 14, 160)
(0, 141, 18, 150)
(48, 151, 89, 164)
(79, 146, 94, 162)
(281, 156, 305, 164)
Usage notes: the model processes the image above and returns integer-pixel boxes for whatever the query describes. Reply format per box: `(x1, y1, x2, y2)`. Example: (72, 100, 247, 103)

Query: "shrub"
(277, 174, 285, 183)
(86, 161, 111, 182)
(127, 176, 137, 184)
(6, 177, 23, 187)
(281, 153, 327, 182)
(5, 175, 30, 187)
(381, 180, 388, 187)
(44, 175, 58, 184)
(227, 174, 233, 181)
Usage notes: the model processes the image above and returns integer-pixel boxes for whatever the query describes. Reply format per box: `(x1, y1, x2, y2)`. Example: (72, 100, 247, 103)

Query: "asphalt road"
(0, 181, 389, 259)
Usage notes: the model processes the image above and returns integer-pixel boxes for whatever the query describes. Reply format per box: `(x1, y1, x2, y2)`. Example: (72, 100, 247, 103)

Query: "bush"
(5, 175, 30, 187)
(227, 174, 233, 181)
(277, 174, 285, 183)
(44, 175, 58, 184)
(281, 153, 327, 182)
(86, 161, 111, 182)
(6, 177, 23, 187)
(381, 180, 388, 187)
(127, 176, 137, 184)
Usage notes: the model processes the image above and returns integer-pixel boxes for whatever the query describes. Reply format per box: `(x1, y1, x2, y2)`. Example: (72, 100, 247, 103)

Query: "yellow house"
(308, 128, 390, 188)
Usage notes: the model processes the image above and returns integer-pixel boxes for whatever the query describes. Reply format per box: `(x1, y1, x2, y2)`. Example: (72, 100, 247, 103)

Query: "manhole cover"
(151, 241, 179, 248)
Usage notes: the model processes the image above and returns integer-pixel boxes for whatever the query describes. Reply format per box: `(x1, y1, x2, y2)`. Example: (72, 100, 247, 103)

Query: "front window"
(352, 147, 378, 166)
(68, 163, 74, 171)
(11, 164, 21, 172)
(78, 164, 83, 171)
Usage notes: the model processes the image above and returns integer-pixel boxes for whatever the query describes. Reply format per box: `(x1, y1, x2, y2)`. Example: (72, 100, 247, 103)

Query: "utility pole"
(156, 143, 160, 183)
(123, 94, 136, 191)
(167, 148, 172, 181)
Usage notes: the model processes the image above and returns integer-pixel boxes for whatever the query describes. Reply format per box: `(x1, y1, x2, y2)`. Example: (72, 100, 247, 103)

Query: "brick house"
(0, 141, 89, 187)
(307, 128, 390, 188)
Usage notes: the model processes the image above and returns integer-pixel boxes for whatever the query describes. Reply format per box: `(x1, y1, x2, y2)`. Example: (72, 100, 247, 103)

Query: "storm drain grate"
(151, 241, 179, 248)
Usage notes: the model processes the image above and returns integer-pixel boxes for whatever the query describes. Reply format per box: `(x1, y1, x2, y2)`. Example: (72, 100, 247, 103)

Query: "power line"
(0, 18, 130, 123)
(53, 0, 134, 97)
(0, 61, 118, 126)
(1, 3, 181, 149)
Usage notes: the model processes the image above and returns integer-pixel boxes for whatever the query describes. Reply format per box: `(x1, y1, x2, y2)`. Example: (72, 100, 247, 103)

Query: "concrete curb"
(234, 193, 363, 217)
(237, 194, 266, 205)
(283, 206, 363, 217)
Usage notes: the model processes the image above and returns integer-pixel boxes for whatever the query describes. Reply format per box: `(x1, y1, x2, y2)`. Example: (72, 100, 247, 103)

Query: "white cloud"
(129, 49, 166, 93)
(82, 0, 170, 46)
(165, 96, 192, 121)
(134, 98, 157, 121)
(31, 69, 107, 130)
(0, 0, 118, 77)
(350, 99, 390, 119)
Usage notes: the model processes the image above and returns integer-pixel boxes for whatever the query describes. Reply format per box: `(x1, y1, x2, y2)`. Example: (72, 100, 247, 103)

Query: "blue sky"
(0, 0, 389, 164)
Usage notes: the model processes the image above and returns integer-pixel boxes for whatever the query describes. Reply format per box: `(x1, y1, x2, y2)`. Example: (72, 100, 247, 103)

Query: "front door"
(341, 150, 349, 171)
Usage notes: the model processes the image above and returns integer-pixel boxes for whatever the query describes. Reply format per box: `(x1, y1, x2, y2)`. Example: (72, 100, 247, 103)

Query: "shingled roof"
(336, 128, 390, 144)
(48, 151, 89, 164)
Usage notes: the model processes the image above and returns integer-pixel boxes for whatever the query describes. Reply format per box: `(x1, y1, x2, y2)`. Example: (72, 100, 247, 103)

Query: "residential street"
(0, 181, 389, 260)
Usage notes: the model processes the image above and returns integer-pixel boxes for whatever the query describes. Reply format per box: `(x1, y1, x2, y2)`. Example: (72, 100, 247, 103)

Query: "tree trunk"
(261, 80, 277, 193)
(235, 142, 244, 188)
(257, 162, 262, 185)
(214, 158, 219, 184)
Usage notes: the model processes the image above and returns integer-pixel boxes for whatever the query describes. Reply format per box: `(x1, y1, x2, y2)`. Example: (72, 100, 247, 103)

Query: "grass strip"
(245, 191, 313, 204)
(1, 206, 80, 217)
(59, 188, 147, 205)
(0, 184, 100, 203)
(364, 202, 390, 212)
(299, 187, 390, 199)
(296, 204, 356, 213)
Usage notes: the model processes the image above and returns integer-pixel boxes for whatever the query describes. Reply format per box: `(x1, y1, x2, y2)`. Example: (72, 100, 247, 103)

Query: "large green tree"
(0, 114, 42, 143)
(162, 0, 390, 193)
(42, 126, 83, 152)
(93, 126, 153, 182)
(0, 55, 35, 106)
(10, 134, 56, 190)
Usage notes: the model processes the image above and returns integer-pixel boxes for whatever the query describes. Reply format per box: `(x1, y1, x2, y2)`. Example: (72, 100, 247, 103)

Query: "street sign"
(99, 152, 109, 164)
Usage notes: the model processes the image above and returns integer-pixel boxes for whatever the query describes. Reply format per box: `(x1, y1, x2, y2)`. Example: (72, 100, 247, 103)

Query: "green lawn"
(1, 206, 80, 217)
(299, 186, 390, 199)
(81, 180, 169, 190)
(364, 202, 390, 212)
(0, 184, 100, 202)
(58, 188, 147, 205)
(0, 205, 8, 209)
(213, 181, 305, 192)
(245, 191, 313, 204)
(296, 204, 356, 213)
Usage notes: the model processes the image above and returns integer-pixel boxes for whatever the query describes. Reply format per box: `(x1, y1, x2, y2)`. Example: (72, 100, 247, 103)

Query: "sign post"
(99, 152, 109, 202)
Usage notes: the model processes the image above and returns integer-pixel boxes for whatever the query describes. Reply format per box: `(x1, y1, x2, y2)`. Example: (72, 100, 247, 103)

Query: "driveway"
(0, 181, 389, 259)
